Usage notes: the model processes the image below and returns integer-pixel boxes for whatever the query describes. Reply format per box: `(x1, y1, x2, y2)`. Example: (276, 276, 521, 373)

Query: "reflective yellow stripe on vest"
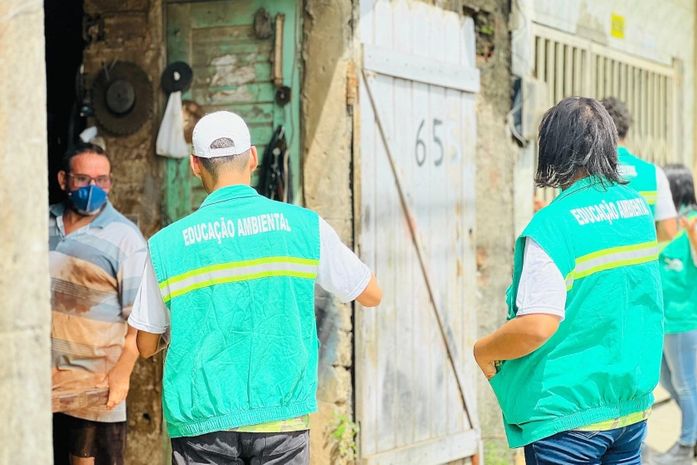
(576, 408, 651, 432)
(638, 191, 657, 206)
(565, 241, 658, 291)
(159, 256, 319, 303)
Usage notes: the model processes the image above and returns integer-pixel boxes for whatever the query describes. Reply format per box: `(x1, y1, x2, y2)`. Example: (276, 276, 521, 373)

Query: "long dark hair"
(663, 163, 697, 211)
(536, 97, 622, 189)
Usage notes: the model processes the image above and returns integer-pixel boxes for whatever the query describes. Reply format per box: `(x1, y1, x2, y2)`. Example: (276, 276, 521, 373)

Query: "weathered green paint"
(165, 0, 302, 222)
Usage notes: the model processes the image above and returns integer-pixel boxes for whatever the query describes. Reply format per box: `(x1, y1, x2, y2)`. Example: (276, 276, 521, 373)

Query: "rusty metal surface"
(92, 60, 153, 136)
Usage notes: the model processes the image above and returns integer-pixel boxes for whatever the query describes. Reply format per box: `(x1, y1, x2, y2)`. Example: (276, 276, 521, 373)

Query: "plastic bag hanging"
(156, 91, 189, 158)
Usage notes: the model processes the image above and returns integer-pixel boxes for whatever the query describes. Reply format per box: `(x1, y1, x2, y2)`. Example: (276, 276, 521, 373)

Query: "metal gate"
(532, 24, 680, 167)
(355, 1, 480, 463)
(531, 24, 682, 203)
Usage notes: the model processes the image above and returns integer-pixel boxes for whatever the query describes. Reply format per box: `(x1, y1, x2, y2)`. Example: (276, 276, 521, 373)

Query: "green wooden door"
(165, 0, 301, 222)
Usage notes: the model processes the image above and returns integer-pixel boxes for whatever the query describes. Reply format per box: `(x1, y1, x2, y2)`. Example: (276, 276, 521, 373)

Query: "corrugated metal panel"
(356, 1, 479, 463)
(165, 0, 301, 221)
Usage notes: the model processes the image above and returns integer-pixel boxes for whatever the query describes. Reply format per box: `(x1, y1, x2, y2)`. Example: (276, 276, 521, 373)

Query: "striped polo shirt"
(50, 202, 146, 423)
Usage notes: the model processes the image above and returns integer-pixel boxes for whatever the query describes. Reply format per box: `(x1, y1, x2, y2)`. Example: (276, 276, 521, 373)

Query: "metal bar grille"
(531, 25, 679, 203)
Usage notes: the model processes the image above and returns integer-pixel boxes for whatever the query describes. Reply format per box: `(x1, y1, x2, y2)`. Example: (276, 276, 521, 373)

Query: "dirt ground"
(645, 386, 697, 463)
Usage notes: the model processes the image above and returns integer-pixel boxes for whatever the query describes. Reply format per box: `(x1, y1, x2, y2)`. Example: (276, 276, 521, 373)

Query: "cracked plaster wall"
(0, 1, 52, 463)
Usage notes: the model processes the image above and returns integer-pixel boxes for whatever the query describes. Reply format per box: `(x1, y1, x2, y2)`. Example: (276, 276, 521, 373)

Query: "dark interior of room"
(44, 0, 86, 203)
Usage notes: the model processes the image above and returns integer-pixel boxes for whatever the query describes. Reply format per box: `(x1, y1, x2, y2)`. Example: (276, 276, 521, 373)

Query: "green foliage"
(329, 412, 359, 462)
(478, 23, 495, 36)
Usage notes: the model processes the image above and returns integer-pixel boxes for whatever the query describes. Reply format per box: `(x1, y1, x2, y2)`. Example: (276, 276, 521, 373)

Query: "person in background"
(128, 111, 382, 465)
(601, 97, 677, 241)
(650, 164, 697, 465)
(475, 97, 663, 465)
(51, 143, 147, 465)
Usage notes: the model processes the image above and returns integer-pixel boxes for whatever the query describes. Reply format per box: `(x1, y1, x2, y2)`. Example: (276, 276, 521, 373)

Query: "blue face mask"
(67, 185, 108, 216)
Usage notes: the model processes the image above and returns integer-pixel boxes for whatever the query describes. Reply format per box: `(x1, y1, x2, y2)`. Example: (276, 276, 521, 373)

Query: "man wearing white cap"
(128, 111, 382, 464)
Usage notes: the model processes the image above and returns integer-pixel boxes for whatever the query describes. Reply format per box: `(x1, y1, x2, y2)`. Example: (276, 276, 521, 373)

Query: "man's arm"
(136, 331, 164, 359)
(316, 217, 382, 307)
(128, 252, 171, 359)
(657, 218, 678, 242)
(473, 314, 560, 379)
(356, 274, 382, 307)
(105, 325, 139, 409)
(106, 239, 148, 410)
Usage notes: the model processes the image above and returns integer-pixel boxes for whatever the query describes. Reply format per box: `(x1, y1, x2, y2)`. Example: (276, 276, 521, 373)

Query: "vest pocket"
(488, 365, 511, 414)
(488, 361, 544, 425)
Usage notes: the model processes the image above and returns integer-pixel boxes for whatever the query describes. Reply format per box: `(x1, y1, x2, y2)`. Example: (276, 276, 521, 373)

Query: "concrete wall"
(461, 1, 517, 464)
(302, 1, 357, 463)
(81, 1, 165, 463)
(0, 1, 52, 463)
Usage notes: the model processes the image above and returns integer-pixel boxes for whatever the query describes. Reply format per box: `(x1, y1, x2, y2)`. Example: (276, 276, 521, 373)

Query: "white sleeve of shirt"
(654, 166, 678, 221)
(515, 237, 567, 321)
(316, 217, 372, 303)
(127, 251, 170, 335)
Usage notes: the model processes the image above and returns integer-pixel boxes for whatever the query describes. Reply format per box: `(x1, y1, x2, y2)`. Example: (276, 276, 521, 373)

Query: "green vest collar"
(564, 175, 600, 190)
(200, 184, 259, 208)
(557, 175, 609, 200)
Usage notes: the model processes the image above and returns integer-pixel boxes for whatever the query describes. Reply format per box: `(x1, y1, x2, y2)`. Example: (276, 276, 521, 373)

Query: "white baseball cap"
(192, 111, 252, 158)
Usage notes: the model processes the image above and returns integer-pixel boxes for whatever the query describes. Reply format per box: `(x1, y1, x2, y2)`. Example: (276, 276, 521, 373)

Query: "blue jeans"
(660, 329, 697, 446)
(524, 421, 646, 465)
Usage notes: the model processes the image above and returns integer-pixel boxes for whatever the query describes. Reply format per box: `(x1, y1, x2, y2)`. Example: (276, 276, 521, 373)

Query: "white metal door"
(356, 2, 480, 463)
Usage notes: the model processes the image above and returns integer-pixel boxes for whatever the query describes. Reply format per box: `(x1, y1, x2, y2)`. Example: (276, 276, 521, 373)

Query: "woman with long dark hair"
(474, 97, 664, 465)
(653, 164, 697, 464)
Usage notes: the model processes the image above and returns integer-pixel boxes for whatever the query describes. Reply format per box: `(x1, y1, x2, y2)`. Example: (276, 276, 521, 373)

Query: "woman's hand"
(473, 342, 497, 380)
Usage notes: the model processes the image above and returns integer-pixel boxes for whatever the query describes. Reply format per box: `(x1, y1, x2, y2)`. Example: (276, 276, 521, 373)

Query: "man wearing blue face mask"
(50, 143, 147, 465)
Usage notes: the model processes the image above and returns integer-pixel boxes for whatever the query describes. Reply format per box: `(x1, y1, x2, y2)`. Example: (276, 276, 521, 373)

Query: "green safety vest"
(490, 176, 664, 448)
(149, 184, 321, 438)
(660, 208, 697, 334)
(617, 146, 658, 215)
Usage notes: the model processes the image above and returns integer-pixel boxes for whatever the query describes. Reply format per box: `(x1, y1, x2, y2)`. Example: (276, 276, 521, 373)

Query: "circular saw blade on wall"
(92, 61, 152, 136)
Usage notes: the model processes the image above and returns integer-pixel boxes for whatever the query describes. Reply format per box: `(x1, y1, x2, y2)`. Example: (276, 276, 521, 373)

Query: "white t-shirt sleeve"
(316, 217, 372, 303)
(515, 237, 567, 320)
(127, 251, 170, 335)
(655, 166, 678, 221)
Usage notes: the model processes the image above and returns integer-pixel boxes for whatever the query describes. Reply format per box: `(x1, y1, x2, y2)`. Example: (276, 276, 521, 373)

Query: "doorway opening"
(44, 0, 86, 203)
